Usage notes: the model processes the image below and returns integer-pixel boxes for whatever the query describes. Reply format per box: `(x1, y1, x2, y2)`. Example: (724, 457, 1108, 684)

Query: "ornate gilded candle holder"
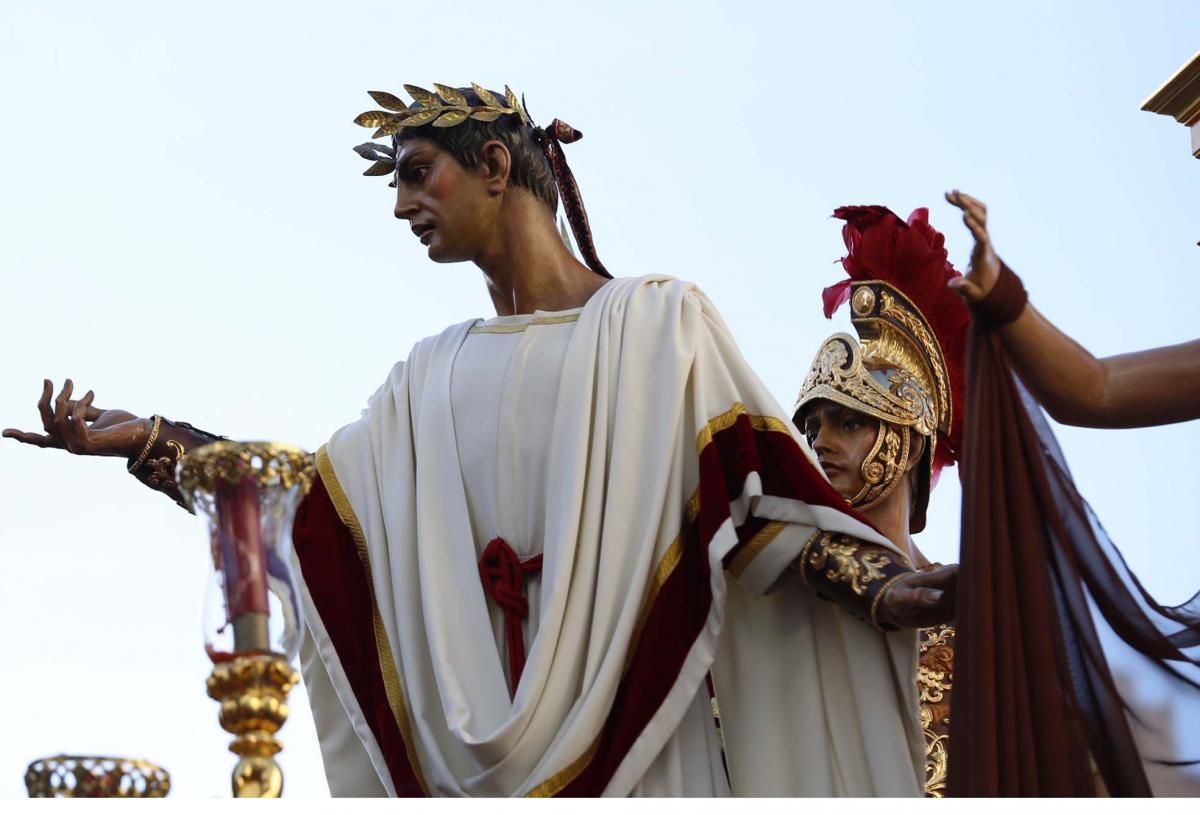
(206, 653, 300, 798)
(177, 441, 312, 798)
(25, 755, 170, 798)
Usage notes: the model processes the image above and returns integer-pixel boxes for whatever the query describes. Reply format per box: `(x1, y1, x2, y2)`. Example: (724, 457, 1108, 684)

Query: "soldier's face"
(799, 400, 877, 500)
(392, 138, 494, 263)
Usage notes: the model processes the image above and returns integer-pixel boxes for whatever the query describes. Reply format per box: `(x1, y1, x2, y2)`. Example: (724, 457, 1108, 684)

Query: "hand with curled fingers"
(3, 378, 151, 459)
(944, 189, 1003, 305)
(877, 562, 958, 629)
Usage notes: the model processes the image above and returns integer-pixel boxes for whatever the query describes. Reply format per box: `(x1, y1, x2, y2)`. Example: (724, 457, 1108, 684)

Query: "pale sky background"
(1, 0, 1196, 799)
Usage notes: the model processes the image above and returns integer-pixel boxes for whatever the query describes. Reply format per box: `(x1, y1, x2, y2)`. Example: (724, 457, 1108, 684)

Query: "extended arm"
(946, 191, 1200, 429)
(4, 378, 224, 509)
(995, 306, 1200, 428)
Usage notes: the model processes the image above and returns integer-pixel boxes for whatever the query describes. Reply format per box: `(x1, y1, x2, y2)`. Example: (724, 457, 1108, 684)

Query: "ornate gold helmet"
(794, 206, 968, 532)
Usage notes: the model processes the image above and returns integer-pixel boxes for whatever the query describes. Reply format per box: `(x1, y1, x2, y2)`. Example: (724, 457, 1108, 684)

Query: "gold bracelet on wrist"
(128, 415, 163, 473)
(869, 571, 912, 633)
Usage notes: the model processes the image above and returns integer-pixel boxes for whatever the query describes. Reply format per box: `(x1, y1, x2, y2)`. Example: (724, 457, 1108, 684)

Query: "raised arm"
(945, 191, 1200, 429)
(4, 378, 223, 508)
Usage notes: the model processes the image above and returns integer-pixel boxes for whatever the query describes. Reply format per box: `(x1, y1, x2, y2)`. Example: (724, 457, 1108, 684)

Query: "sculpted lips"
(818, 460, 844, 478)
(411, 223, 435, 244)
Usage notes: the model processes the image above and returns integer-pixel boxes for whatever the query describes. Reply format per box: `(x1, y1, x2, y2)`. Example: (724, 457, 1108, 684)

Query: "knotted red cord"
(478, 537, 544, 696)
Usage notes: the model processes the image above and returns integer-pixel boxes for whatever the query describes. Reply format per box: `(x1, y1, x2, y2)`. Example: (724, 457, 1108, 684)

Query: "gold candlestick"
(206, 654, 301, 798)
(178, 441, 313, 798)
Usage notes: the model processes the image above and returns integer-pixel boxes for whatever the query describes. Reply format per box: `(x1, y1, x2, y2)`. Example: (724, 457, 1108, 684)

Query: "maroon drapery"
(948, 325, 1200, 797)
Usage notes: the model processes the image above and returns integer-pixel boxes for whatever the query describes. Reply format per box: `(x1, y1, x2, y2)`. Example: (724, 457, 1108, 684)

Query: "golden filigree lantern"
(177, 441, 313, 798)
(25, 755, 170, 798)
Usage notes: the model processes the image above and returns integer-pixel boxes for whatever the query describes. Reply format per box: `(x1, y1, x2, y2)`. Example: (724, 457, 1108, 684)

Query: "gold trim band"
(695, 401, 792, 454)
(469, 313, 581, 334)
(527, 739, 601, 798)
(728, 521, 786, 579)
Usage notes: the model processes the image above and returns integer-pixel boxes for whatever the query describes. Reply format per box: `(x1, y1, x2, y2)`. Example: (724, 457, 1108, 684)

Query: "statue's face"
(392, 137, 495, 263)
(798, 399, 876, 500)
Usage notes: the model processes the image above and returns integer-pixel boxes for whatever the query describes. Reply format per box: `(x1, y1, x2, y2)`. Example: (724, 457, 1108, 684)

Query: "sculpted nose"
(811, 428, 834, 457)
(394, 189, 417, 221)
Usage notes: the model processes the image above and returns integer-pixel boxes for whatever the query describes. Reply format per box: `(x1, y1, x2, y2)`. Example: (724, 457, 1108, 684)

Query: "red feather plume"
(822, 205, 969, 479)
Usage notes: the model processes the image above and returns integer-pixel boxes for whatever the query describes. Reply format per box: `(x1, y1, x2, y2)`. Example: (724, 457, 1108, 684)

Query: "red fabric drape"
(949, 325, 1200, 797)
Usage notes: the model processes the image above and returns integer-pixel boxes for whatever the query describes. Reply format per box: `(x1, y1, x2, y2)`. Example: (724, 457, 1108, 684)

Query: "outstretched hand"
(877, 563, 957, 629)
(945, 190, 1002, 304)
(3, 379, 149, 458)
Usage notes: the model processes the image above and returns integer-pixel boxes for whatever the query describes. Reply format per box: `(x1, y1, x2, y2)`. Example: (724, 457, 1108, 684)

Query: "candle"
(214, 474, 270, 652)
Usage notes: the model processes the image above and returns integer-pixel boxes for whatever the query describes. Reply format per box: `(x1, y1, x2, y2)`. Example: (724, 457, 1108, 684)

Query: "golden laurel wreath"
(352, 83, 529, 179)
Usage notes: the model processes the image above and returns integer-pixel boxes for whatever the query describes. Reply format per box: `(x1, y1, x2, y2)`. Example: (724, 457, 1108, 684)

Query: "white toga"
(296, 276, 925, 797)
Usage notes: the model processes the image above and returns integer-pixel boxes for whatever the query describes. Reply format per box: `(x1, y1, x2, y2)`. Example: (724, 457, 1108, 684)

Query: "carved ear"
(479, 139, 511, 193)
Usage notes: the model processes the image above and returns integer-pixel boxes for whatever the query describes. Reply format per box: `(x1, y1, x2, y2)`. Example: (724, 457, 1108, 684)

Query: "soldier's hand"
(945, 190, 1002, 304)
(3, 378, 150, 458)
(877, 562, 957, 629)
